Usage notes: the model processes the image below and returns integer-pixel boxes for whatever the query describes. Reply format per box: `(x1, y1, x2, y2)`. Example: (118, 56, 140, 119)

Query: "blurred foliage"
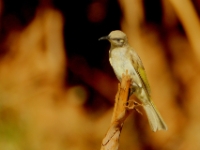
(0, 0, 200, 150)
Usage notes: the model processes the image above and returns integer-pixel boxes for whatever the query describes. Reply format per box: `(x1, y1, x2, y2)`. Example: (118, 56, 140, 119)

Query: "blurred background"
(0, 0, 200, 149)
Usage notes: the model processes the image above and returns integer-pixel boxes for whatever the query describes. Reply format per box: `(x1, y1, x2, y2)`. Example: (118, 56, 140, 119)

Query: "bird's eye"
(112, 38, 124, 44)
(119, 39, 124, 43)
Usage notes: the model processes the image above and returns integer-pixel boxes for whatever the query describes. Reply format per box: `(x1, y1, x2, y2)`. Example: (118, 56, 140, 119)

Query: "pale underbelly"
(111, 58, 138, 82)
(110, 51, 150, 103)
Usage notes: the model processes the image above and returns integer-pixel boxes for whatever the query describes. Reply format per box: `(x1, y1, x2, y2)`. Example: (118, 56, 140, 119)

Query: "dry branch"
(100, 72, 135, 150)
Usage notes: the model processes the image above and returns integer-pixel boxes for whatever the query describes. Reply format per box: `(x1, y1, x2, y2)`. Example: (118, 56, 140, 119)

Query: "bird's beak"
(98, 36, 109, 41)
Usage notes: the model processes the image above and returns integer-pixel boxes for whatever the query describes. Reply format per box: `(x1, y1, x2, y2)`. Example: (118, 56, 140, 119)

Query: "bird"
(99, 30, 167, 132)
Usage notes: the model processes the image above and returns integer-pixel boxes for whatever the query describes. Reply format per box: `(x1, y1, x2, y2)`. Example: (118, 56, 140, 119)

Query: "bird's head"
(99, 30, 128, 47)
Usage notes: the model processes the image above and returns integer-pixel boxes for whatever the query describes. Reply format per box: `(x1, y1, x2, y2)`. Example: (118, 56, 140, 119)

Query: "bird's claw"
(124, 100, 135, 109)
(124, 100, 143, 115)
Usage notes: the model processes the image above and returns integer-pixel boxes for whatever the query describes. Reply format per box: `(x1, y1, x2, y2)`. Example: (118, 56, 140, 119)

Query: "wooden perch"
(100, 72, 136, 150)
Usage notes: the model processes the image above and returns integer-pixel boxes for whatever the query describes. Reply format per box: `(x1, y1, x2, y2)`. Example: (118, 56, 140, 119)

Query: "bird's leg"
(124, 100, 135, 109)
(128, 83, 138, 97)
(124, 83, 143, 115)
(128, 88, 135, 97)
(124, 100, 143, 114)
(132, 101, 143, 115)
(125, 83, 138, 108)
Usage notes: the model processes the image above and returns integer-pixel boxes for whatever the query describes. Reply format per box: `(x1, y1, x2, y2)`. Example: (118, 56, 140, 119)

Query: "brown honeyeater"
(99, 30, 167, 132)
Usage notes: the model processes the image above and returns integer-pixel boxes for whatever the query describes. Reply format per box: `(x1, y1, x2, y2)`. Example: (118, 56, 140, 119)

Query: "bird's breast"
(109, 47, 147, 102)
(110, 48, 136, 81)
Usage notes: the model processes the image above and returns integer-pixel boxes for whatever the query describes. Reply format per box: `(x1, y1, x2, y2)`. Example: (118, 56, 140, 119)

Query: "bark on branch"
(100, 72, 136, 150)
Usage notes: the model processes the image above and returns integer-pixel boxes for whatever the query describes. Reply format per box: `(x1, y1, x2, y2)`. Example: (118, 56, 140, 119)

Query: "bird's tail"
(143, 102, 167, 132)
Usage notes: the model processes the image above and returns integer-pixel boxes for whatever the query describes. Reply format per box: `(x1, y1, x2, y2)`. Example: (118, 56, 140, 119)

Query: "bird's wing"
(137, 65, 151, 96)
(129, 48, 151, 97)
